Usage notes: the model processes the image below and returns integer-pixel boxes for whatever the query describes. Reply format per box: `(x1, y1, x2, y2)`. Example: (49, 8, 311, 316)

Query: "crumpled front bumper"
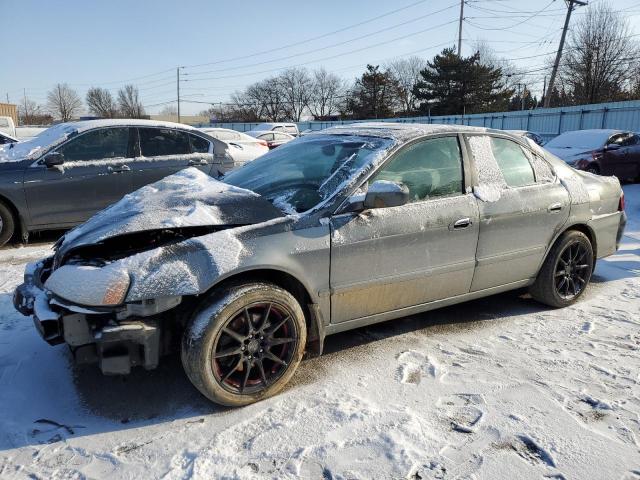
(13, 259, 163, 374)
(13, 259, 63, 345)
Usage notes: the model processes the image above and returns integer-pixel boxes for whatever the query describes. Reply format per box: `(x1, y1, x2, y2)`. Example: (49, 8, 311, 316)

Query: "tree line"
(17, 1, 640, 125)
(18, 83, 146, 125)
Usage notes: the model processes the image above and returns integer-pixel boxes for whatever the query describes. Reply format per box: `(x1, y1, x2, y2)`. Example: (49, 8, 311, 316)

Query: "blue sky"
(2, 0, 639, 115)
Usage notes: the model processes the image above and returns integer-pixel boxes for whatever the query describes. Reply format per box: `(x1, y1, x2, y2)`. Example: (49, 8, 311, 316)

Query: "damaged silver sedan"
(14, 123, 627, 406)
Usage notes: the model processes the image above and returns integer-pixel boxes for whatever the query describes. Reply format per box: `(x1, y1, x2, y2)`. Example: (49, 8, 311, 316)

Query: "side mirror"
(363, 181, 409, 209)
(44, 152, 64, 167)
(605, 143, 621, 151)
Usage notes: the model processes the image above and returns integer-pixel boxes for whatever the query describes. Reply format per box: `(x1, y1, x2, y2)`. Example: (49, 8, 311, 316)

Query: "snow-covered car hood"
(56, 168, 284, 259)
(545, 146, 594, 164)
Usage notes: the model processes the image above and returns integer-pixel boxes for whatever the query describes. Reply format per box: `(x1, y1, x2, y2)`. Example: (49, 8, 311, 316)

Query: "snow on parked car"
(199, 127, 269, 166)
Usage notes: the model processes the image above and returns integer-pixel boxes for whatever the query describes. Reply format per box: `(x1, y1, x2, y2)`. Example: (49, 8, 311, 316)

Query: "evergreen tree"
(413, 48, 512, 115)
(346, 65, 399, 119)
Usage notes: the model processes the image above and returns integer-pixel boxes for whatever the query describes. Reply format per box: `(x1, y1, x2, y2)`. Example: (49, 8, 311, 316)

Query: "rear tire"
(0, 201, 16, 247)
(181, 282, 307, 407)
(530, 230, 594, 308)
(585, 164, 600, 175)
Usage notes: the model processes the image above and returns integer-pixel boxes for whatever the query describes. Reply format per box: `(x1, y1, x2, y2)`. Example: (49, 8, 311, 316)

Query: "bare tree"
(86, 87, 117, 118)
(386, 57, 426, 115)
(308, 68, 344, 120)
(18, 97, 43, 125)
(46, 83, 82, 121)
(159, 105, 178, 116)
(278, 67, 312, 122)
(243, 78, 287, 121)
(118, 84, 145, 118)
(558, 2, 639, 105)
(473, 41, 523, 94)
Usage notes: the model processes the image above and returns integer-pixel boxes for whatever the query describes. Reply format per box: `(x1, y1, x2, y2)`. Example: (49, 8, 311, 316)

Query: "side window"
(139, 128, 190, 157)
(621, 134, 637, 147)
(260, 133, 274, 141)
(370, 136, 464, 203)
(58, 128, 130, 161)
(189, 134, 210, 153)
(608, 134, 626, 146)
(490, 137, 535, 187)
(273, 126, 284, 132)
(274, 133, 290, 140)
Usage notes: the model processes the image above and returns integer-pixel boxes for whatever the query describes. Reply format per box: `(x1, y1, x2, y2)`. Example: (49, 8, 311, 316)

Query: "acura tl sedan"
(14, 123, 626, 406)
(0, 119, 237, 246)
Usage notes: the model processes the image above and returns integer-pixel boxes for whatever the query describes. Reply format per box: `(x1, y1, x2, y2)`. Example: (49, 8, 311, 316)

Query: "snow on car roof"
(316, 122, 490, 142)
(0, 119, 198, 163)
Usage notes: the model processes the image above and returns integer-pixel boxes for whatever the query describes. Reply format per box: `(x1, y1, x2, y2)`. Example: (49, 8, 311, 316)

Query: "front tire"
(0, 201, 16, 247)
(181, 282, 307, 407)
(530, 230, 594, 308)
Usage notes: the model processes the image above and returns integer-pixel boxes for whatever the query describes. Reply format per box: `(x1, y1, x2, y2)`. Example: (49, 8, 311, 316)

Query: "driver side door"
(329, 135, 479, 324)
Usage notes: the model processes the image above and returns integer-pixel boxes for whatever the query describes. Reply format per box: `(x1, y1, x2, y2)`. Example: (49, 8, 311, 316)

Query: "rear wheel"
(181, 282, 306, 407)
(585, 164, 600, 175)
(0, 201, 16, 247)
(530, 230, 594, 308)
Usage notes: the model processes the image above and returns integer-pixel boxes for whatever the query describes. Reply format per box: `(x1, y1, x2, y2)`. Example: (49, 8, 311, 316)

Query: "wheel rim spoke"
(256, 359, 269, 387)
(222, 327, 244, 344)
(555, 269, 566, 277)
(221, 356, 243, 383)
(243, 308, 252, 334)
(266, 316, 290, 335)
(240, 360, 253, 393)
(258, 303, 272, 331)
(214, 346, 242, 359)
(268, 337, 296, 347)
(264, 350, 287, 366)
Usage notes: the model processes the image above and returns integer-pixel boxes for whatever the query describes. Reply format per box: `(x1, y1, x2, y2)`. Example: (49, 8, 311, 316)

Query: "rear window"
(139, 128, 190, 157)
(190, 134, 210, 153)
(208, 130, 241, 141)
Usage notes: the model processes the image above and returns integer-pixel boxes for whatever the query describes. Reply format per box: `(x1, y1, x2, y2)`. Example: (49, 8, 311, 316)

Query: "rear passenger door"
(466, 134, 570, 292)
(129, 127, 217, 189)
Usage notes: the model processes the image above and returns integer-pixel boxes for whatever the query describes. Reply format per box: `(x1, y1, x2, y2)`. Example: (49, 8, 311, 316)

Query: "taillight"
(618, 192, 625, 211)
(258, 140, 268, 147)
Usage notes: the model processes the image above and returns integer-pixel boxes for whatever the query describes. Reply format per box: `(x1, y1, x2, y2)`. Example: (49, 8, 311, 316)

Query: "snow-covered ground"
(0, 185, 639, 480)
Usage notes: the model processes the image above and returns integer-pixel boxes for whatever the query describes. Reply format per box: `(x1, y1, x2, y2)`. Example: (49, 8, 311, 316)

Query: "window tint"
(621, 134, 637, 146)
(371, 136, 464, 202)
(139, 128, 190, 157)
(190, 134, 210, 153)
(58, 128, 130, 161)
(490, 137, 535, 187)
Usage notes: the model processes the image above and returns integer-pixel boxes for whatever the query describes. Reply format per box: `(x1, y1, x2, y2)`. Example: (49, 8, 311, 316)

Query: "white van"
(249, 122, 299, 137)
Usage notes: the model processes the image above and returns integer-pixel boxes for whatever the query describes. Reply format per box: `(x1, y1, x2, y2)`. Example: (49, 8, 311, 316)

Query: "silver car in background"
(199, 128, 270, 167)
(14, 123, 626, 407)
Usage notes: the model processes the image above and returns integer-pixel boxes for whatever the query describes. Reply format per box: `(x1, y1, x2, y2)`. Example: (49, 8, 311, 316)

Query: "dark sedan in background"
(0, 119, 233, 246)
(545, 129, 640, 181)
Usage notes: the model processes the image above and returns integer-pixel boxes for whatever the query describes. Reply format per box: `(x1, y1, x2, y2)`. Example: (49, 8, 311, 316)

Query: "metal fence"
(210, 99, 640, 141)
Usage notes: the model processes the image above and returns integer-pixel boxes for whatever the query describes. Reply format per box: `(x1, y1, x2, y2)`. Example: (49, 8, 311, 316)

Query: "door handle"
(547, 203, 563, 212)
(108, 164, 130, 173)
(451, 217, 472, 230)
(188, 158, 208, 166)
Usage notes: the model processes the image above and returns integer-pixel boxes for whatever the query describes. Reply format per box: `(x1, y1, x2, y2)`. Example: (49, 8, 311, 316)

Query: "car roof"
(316, 122, 503, 142)
(65, 118, 199, 134)
(558, 128, 626, 136)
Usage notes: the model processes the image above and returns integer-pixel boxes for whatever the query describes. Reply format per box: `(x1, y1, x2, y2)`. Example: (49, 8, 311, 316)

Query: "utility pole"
(544, 0, 587, 107)
(176, 67, 181, 123)
(457, 0, 464, 56)
(522, 84, 526, 111)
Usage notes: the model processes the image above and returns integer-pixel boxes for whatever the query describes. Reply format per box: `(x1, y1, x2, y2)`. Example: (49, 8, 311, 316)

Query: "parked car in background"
(545, 129, 640, 181)
(15, 126, 47, 140)
(0, 116, 17, 138)
(250, 122, 299, 137)
(199, 128, 269, 166)
(14, 123, 626, 407)
(0, 119, 236, 246)
(506, 130, 545, 146)
(245, 130, 295, 149)
(0, 130, 18, 145)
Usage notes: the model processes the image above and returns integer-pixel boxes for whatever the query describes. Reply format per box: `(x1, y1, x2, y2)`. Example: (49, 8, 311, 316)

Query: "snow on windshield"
(545, 130, 613, 150)
(224, 135, 395, 213)
(0, 123, 78, 162)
